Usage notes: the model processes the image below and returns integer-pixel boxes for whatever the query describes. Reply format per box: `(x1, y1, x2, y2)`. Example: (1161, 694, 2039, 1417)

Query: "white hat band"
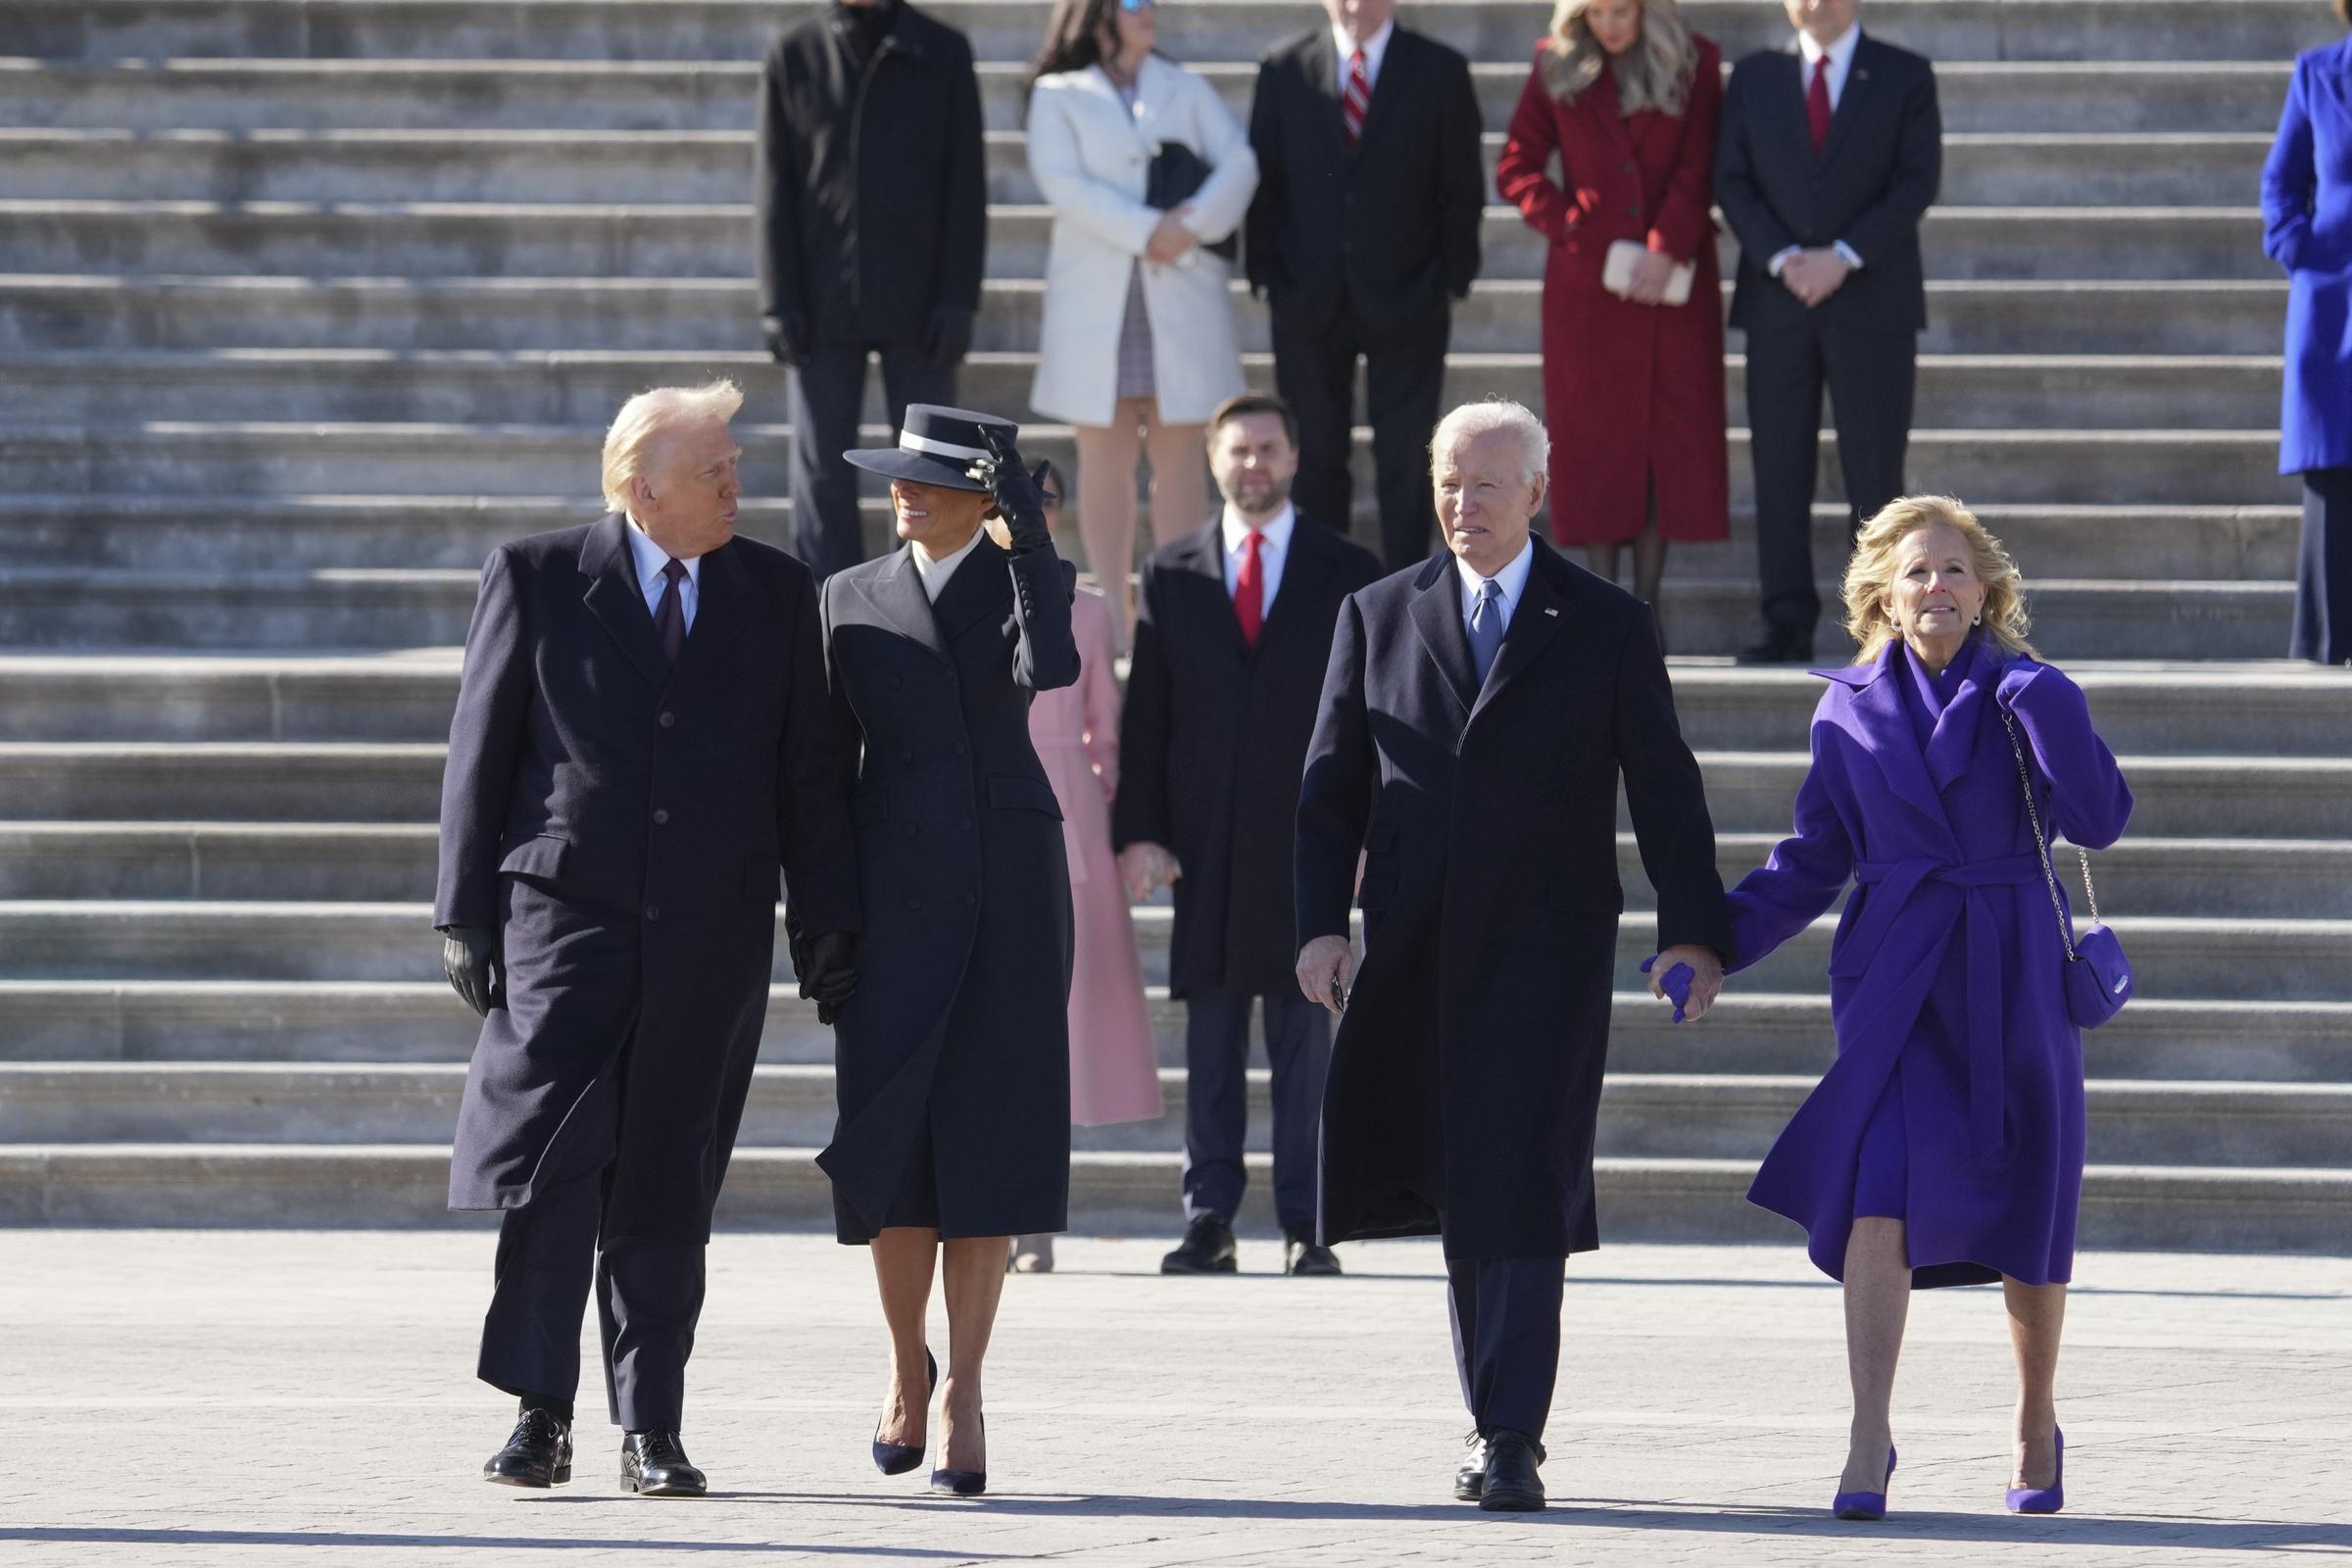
(900, 430, 991, 463)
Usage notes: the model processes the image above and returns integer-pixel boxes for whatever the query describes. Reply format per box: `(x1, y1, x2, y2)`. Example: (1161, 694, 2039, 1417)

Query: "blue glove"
(1639, 956, 1695, 1024)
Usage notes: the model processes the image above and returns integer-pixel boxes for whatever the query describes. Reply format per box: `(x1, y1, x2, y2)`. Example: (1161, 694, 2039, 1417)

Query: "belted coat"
(1726, 639, 2132, 1288)
(434, 513, 860, 1244)
(815, 536, 1081, 1243)
(1294, 538, 1732, 1260)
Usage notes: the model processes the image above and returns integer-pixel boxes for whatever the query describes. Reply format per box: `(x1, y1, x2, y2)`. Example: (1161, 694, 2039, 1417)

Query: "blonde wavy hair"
(600, 378, 744, 513)
(1540, 0, 1696, 117)
(1841, 495, 2037, 664)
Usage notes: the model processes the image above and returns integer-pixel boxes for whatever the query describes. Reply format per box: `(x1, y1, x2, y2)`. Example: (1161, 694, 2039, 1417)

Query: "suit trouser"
(787, 339, 955, 581)
(1743, 318, 1917, 644)
(1446, 1254, 1565, 1442)
(2292, 466, 2352, 664)
(1271, 300, 1448, 569)
(476, 1066, 706, 1431)
(1180, 985, 1330, 1235)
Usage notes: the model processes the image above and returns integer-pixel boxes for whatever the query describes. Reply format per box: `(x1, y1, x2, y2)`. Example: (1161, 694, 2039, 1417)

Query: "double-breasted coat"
(816, 535, 1082, 1243)
(1726, 640, 2132, 1288)
(435, 513, 860, 1243)
(1113, 515, 1384, 998)
(1494, 38, 1730, 545)
(1294, 538, 1733, 1260)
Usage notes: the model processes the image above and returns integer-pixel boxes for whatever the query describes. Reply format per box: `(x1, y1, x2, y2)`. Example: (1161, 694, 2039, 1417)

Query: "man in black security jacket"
(435, 381, 860, 1497)
(1715, 0, 1940, 663)
(1245, 0, 1485, 569)
(755, 0, 985, 579)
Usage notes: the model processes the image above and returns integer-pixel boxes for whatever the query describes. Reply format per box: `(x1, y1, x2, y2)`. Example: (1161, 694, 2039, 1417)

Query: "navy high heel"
(1832, 1446, 1896, 1521)
(870, 1349, 937, 1476)
(930, 1411, 985, 1495)
(2006, 1427, 2065, 1514)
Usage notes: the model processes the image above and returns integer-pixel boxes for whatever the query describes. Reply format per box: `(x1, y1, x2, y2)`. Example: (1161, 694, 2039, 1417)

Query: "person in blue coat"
(1721, 496, 2132, 1520)
(2262, 6, 2352, 664)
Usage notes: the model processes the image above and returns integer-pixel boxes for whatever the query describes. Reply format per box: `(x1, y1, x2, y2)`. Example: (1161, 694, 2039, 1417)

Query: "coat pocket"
(986, 773, 1064, 818)
(497, 833, 570, 883)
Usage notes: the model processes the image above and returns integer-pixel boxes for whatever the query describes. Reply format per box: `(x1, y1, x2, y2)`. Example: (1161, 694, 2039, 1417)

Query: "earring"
(1973, 612, 1983, 626)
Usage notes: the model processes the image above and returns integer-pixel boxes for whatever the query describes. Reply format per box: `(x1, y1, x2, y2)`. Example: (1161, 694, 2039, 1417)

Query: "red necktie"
(1343, 47, 1370, 148)
(1235, 529, 1264, 647)
(1806, 58, 1833, 154)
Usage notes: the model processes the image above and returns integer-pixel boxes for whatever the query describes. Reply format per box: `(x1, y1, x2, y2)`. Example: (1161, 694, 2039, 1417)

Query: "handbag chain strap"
(1999, 704, 2099, 961)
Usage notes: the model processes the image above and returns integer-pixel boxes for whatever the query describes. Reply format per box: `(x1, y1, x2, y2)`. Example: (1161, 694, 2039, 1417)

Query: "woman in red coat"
(1496, 0, 1727, 636)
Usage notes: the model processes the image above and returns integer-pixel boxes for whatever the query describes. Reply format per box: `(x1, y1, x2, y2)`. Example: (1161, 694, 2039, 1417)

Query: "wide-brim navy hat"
(844, 404, 1017, 493)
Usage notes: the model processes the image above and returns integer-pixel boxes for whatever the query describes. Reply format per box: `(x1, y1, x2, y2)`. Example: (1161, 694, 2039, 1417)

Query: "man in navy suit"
(435, 380, 861, 1497)
(1715, 0, 1941, 662)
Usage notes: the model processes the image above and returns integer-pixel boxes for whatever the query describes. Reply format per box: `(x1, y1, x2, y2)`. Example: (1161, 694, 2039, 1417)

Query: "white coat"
(1025, 57, 1258, 427)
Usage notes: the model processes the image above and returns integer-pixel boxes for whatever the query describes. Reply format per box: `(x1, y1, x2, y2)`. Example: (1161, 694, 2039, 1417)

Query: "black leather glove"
(971, 426, 1053, 554)
(922, 303, 974, 366)
(440, 924, 505, 1018)
(799, 930, 863, 1026)
(760, 311, 811, 368)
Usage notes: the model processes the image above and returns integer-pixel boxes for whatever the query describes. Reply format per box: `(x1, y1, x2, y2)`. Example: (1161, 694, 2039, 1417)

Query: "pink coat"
(1030, 588, 1165, 1126)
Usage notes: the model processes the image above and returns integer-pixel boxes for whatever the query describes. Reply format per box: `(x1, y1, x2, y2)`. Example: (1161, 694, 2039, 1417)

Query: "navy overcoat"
(434, 512, 860, 1244)
(816, 536, 1082, 1243)
(1294, 537, 1733, 1260)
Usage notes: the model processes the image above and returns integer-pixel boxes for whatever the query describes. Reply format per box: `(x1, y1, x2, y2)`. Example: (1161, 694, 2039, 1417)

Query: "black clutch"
(1146, 140, 1238, 263)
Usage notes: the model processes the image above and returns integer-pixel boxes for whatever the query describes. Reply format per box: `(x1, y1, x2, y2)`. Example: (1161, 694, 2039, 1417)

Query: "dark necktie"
(1807, 58, 1833, 154)
(653, 557, 688, 664)
(1468, 578, 1505, 685)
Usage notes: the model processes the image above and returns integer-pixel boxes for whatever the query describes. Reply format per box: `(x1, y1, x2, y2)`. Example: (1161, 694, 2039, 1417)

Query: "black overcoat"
(1112, 516, 1383, 996)
(816, 537, 1081, 1243)
(1294, 538, 1734, 1259)
(435, 513, 860, 1244)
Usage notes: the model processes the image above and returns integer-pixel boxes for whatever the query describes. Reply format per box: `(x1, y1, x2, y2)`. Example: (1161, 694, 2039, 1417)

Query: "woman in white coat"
(1025, 0, 1257, 649)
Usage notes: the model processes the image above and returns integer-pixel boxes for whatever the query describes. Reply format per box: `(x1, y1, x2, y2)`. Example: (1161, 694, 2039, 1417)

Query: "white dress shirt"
(912, 525, 987, 603)
(624, 514, 700, 632)
(1453, 532, 1536, 638)
(1768, 25, 1868, 276)
(1332, 17, 1394, 90)
(1220, 502, 1297, 614)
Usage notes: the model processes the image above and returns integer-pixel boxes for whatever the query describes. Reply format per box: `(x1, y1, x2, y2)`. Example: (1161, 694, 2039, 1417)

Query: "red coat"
(1496, 38, 1729, 546)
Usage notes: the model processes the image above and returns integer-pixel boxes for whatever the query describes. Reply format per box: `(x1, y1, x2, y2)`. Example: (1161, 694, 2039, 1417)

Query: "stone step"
(0, 200, 2282, 282)
(6, 1140, 2343, 1250)
(0, 127, 2275, 211)
(0, 349, 2291, 433)
(0, 900, 2344, 1002)
(0, 274, 2296, 359)
(8, 1060, 2347, 1168)
(6, 823, 2341, 918)
(0, 59, 2293, 137)
(21, 0, 2340, 69)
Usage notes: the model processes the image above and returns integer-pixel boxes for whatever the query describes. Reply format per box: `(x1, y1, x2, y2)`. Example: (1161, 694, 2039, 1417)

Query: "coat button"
(1626, 206, 1640, 220)
(1621, 161, 1634, 174)
(962, 892, 977, 907)
(905, 895, 922, 911)
(644, 905, 660, 921)
(653, 808, 669, 825)
(659, 711, 676, 728)
(903, 822, 919, 839)
(953, 741, 966, 757)
(889, 675, 903, 690)
(957, 815, 973, 830)
(901, 747, 914, 762)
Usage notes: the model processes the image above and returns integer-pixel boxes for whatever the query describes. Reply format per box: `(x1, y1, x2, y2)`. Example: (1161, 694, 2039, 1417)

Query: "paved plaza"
(5, 1232, 2347, 1566)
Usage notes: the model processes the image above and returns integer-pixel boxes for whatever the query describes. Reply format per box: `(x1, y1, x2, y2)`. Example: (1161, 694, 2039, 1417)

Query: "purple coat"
(1726, 640, 2132, 1288)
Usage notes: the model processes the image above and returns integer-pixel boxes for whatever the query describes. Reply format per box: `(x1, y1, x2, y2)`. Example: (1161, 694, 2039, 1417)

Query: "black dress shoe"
(1479, 1428, 1546, 1512)
(1454, 1435, 1489, 1501)
(1159, 1213, 1238, 1274)
(620, 1431, 707, 1497)
(1734, 636, 1813, 665)
(1283, 1231, 1344, 1276)
(872, 1348, 938, 1476)
(482, 1408, 572, 1489)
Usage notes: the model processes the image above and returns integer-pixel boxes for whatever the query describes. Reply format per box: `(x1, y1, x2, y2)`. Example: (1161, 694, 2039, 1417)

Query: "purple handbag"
(2001, 705, 2132, 1028)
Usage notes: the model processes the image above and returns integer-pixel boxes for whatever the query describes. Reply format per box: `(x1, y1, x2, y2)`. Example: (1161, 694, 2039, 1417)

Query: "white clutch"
(1602, 238, 1694, 306)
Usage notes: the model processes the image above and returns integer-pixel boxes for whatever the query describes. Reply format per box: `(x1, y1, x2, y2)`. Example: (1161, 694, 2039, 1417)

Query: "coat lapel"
(1467, 541, 1569, 727)
(1925, 643, 1996, 794)
(1306, 35, 1353, 162)
(578, 512, 671, 692)
(1350, 29, 1409, 157)
(1818, 36, 1879, 168)
(1584, 60, 1638, 161)
(1178, 522, 1250, 658)
(1255, 525, 1337, 657)
(663, 538, 749, 694)
(858, 544, 952, 664)
(929, 535, 1016, 647)
(1407, 557, 1479, 715)
(1828, 650, 1960, 850)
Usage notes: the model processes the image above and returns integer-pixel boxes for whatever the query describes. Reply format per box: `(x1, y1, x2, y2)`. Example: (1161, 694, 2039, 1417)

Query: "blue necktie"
(1468, 578, 1505, 685)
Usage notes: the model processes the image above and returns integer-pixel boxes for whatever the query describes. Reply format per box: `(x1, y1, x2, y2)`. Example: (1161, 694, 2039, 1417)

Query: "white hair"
(1429, 398, 1550, 485)
(600, 379, 744, 512)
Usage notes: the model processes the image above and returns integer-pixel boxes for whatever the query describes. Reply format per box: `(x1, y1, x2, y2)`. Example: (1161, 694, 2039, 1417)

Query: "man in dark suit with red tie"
(1112, 393, 1382, 1274)
(1715, 0, 1940, 662)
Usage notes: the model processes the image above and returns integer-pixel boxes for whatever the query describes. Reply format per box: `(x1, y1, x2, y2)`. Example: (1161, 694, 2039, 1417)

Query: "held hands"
(1780, 248, 1852, 309)
(1144, 205, 1200, 265)
(1295, 934, 1354, 1018)
(798, 929, 863, 1027)
(1624, 248, 1679, 306)
(440, 925, 505, 1018)
(968, 426, 1054, 553)
(1642, 944, 1725, 1023)
(1117, 841, 1182, 902)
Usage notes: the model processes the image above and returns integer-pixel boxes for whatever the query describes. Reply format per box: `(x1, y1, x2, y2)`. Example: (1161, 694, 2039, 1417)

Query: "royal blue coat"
(2263, 37, 2352, 475)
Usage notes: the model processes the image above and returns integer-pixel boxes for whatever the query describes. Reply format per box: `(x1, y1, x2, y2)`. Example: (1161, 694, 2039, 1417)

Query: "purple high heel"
(1832, 1446, 1896, 1521)
(2006, 1427, 2065, 1514)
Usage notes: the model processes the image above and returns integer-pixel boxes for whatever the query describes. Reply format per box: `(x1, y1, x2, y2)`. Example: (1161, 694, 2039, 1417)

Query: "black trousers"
(475, 1067, 706, 1432)
(1446, 1254, 1565, 1442)
(1180, 984, 1331, 1235)
(2292, 466, 2352, 665)
(1743, 319, 1917, 645)
(787, 340, 956, 581)
(1271, 300, 1448, 569)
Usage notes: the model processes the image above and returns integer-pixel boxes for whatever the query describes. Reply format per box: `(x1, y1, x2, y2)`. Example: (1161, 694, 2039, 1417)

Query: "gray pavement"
(5, 1232, 2348, 1566)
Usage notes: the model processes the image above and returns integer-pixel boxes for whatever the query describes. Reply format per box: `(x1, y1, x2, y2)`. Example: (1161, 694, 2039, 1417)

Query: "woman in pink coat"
(1011, 466, 1164, 1271)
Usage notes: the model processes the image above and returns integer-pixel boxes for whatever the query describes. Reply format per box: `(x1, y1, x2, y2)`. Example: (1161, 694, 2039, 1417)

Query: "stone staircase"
(1, 0, 2346, 1249)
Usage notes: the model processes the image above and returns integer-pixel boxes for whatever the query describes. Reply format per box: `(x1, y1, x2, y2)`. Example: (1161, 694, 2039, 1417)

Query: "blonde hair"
(1540, 0, 1696, 117)
(600, 379, 745, 512)
(1842, 496, 2036, 664)
(1430, 398, 1550, 484)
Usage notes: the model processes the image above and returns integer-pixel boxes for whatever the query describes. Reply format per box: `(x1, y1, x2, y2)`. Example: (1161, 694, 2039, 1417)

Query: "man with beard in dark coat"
(1294, 399, 1731, 1511)
(755, 0, 986, 579)
(1112, 393, 1381, 1276)
(436, 380, 861, 1497)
